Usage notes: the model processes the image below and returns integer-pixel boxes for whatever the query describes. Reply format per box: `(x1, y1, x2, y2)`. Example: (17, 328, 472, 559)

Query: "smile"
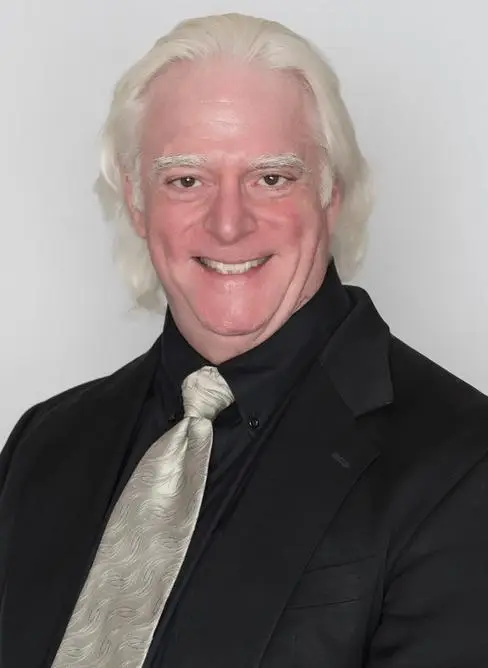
(197, 256, 270, 275)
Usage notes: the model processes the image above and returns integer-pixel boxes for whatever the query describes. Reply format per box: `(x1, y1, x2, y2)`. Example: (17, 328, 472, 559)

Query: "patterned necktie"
(51, 365, 234, 668)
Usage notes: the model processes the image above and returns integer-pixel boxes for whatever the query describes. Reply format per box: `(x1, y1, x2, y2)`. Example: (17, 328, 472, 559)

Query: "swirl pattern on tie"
(51, 366, 234, 668)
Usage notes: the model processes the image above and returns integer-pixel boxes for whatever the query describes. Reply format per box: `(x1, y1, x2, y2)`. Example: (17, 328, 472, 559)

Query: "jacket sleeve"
(366, 451, 488, 667)
(0, 405, 40, 599)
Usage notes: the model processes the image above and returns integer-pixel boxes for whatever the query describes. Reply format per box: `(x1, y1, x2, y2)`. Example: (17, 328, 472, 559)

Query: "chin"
(196, 307, 271, 339)
(202, 318, 265, 338)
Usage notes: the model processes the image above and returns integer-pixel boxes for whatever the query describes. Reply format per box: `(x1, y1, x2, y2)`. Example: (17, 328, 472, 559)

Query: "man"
(1, 12, 487, 668)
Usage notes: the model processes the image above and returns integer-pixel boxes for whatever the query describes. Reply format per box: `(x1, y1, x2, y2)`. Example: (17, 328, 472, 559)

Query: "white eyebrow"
(248, 153, 308, 174)
(151, 152, 308, 177)
(152, 154, 207, 174)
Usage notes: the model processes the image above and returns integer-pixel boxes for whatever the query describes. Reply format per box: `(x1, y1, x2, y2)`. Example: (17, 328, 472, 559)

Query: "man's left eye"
(258, 174, 289, 187)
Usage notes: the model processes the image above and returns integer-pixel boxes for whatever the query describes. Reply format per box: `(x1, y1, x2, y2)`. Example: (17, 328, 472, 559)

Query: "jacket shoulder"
(1, 344, 157, 471)
(32, 351, 149, 426)
(371, 336, 488, 538)
(389, 335, 488, 421)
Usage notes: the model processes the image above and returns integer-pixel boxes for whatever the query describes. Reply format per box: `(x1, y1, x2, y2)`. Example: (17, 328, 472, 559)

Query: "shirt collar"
(160, 259, 351, 429)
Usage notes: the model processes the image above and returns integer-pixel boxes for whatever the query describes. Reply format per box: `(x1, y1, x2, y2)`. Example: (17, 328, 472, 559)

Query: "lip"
(193, 254, 272, 264)
(193, 255, 272, 277)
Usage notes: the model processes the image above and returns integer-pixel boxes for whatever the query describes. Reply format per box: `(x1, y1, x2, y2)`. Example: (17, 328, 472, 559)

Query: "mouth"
(195, 256, 271, 275)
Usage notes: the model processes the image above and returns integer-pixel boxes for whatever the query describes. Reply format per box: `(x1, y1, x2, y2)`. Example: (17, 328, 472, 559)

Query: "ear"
(123, 173, 147, 239)
(324, 181, 342, 237)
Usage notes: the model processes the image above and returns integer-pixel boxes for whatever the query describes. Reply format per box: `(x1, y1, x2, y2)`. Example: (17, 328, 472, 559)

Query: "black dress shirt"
(113, 260, 352, 667)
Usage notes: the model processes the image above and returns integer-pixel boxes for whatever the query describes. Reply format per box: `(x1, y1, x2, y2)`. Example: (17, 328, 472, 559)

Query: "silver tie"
(51, 365, 234, 668)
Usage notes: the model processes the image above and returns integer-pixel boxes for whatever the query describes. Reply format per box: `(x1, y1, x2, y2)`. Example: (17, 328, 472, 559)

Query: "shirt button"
(248, 416, 260, 430)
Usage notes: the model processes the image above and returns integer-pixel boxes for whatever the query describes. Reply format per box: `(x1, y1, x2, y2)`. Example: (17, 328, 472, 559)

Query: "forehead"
(141, 58, 318, 160)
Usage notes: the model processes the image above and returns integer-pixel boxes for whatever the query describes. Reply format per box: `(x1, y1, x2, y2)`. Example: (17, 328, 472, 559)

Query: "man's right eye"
(168, 176, 202, 189)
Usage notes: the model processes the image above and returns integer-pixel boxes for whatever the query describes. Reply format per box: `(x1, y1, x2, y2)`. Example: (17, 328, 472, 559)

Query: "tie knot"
(181, 366, 234, 420)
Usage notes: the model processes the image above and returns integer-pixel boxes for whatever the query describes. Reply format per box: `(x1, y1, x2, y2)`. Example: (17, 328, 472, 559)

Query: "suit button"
(248, 416, 260, 430)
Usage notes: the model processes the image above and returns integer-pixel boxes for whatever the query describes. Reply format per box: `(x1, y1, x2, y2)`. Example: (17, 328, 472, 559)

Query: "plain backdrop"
(1, 0, 487, 445)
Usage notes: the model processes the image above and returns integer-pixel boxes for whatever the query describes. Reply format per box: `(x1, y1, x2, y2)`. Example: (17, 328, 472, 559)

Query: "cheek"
(145, 199, 206, 256)
(261, 197, 324, 247)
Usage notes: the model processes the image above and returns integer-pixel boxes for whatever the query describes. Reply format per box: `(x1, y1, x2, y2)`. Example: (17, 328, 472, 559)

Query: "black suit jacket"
(1, 285, 488, 668)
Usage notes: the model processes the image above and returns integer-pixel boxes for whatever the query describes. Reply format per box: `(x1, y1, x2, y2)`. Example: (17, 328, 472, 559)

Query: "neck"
(179, 328, 266, 365)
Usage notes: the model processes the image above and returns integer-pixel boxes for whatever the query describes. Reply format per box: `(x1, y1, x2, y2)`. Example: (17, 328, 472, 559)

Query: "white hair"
(96, 13, 373, 311)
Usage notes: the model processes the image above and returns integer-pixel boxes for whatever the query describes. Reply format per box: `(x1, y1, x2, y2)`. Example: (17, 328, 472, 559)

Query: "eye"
(258, 174, 291, 188)
(168, 176, 202, 189)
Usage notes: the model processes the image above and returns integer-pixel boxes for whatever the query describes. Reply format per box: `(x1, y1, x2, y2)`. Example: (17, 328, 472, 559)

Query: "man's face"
(127, 58, 341, 361)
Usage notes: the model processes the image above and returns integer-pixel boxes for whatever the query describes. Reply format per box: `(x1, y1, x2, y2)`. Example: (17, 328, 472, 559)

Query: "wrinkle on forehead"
(146, 57, 315, 124)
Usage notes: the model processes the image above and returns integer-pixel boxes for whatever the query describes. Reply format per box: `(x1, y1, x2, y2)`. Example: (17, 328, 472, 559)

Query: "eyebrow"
(151, 152, 308, 176)
(248, 153, 308, 174)
(152, 154, 207, 174)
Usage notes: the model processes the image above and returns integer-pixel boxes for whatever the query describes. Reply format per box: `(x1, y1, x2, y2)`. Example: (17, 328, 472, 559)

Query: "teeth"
(198, 257, 268, 275)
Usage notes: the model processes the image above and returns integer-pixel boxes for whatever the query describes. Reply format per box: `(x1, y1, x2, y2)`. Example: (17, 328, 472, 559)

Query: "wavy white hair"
(96, 13, 373, 311)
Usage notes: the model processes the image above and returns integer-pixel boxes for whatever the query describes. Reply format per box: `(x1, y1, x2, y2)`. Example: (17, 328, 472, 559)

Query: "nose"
(204, 179, 256, 244)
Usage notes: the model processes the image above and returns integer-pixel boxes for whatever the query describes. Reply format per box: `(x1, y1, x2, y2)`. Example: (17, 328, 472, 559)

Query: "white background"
(1, 0, 487, 445)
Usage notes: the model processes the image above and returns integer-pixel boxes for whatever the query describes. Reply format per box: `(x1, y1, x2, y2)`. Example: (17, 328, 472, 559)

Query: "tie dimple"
(182, 365, 234, 420)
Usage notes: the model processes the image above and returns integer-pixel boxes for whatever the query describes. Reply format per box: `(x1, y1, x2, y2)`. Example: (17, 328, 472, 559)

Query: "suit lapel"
(164, 360, 382, 668)
(1, 341, 160, 668)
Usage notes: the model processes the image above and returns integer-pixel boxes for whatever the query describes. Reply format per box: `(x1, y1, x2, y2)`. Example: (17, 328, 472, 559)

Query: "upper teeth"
(198, 257, 268, 275)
